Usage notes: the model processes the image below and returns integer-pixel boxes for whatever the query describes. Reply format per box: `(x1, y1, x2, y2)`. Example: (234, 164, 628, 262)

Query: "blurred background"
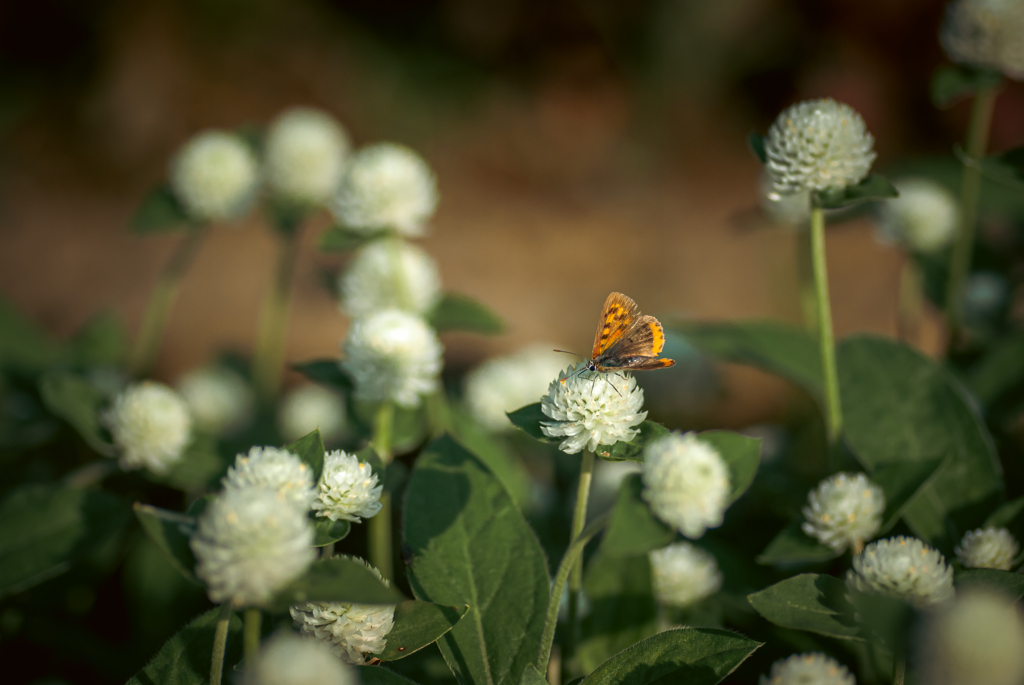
(2, 0, 1024, 427)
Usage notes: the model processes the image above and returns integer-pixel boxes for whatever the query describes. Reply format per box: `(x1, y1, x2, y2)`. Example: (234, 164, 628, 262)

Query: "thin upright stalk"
(243, 608, 261, 663)
(369, 401, 394, 580)
(946, 85, 999, 343)
(565, 451, 596, 667)
(130, 226, 208, 376)
(896, 255, 923, 344)
(253, 224, 304, 401)
(385, 235, 414, 311)
(810, 203, 843, 448)
(796, 225, 817, 332)
(209, 603, 233, 685)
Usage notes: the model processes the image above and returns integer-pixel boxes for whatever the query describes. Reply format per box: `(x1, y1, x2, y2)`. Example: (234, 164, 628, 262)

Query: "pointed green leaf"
(357, 666, 421, 685)
(984, 496, 1024, 529)
(967, 330, 1024, 406)
(594, 421, 670, 463)
(39, 371, 113, 456)
(977, 146, 1024, 191)
(429, 293, 505, 335)
(955, 568, 1024, 600)
(312, 517, 351, 547)
(507, 403, 553, 443)
(814, 174, 899, 210)
(285, 429, 326, 482)
(130, 184, 193, 233)
(757, 522, 839, 566)
(133, 503, 201, 584)
(379, 600, 469, 661)
(931, 64, 1003, 107)
(449, 410, 532, 509)
(871, 456, 947, 532)
(601, 474, 674, 557)
(266, 555, 404, 611)
(126, 606, 243, 685)
(747, 573, 862, 641)
(748, 131, 767, 164)
(404, 436, 550, 685)
(521, 664, 548, 685)
(319, 225, 374, 252)
(292, 359, 355, 393)
(697, 429, 760, 504)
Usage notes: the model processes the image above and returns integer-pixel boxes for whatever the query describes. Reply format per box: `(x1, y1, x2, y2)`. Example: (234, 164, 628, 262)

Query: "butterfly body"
(582, 292, 675, 374)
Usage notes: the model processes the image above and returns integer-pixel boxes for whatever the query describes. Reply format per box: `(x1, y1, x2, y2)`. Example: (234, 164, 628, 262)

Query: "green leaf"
(266, 555, 404, 612)
(312, 518, 352, 547)
(0, 484, 131, 598)
(955, 568, 1024, 600)
(38, 371, 113, 456)
(697, 429, 761, 504)
(0, 297, 68, 373)
(976, 146, 1024, 192)
(844, 588, 913, 652)
(133, 503, 200, 584)
(871, 457, 947, 532)
(747, 573, 862, 641)
(594, 421, 670, 463)
(984, 496, 1024, 529)
(71, 312, 128, 368)
(967, 330, 1024, 406)
(148, 433, 231, 492)
(379, 600, 469, 661)
(285, 429, 326, 482)
(429, 293, 505, 335)
(520, 664, 548, 685)
(814, 174, 899, 210)
(126, 606, 243, 685)
(318, 225, 374, 252)
(930, 64, 1003, 107)
(292, 359, 354, 393)
(601, 474, 674, 557)
(748, 131, 767, 164)
(757, 522, 839, 566)
(837, 336, 1003, 550)
(404, 436, 550, 685)
(357, 666, 421, 685)
(130, 184, 193, 234)
(581, 627, 761, 685)
(449, 410, 532, 509)
(507, 403, 553, 443)
(579, 552, 658, 674)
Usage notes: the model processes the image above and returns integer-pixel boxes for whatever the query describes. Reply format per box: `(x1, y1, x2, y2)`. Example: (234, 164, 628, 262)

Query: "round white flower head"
(104, 381, 192, 475)
(846, 536, 955, 608)
(243, 632, 354, 685)
(764, 99, 876, 197)
(169, 130, 259, 222)
(330, 143, 438, 237)
(759, 653, 855, 685)
(641, 432, 730, 539)
(649, 542, 723, 608)
(801, 472, 885, 552)
(265, 107, 350, 206)
(279, 384, 347, 445)
(941, 0, 1024, 80)
(465, 345, 569, 432)
(341, 309, 442, 408)
(915, 588, 1024, 685)
(338, 239, 441, 318)
(191, 486, 316, 606)
(759, 171, 811, 226)
(176, 365, 254, 435)
(222, 446, 315, 509)
(875, 178, 959, 253)
(290, 557, 396, 665)
(312, 450, 383, 523)
(539, 362, 647, 455)
(956, 527, 1020, 570)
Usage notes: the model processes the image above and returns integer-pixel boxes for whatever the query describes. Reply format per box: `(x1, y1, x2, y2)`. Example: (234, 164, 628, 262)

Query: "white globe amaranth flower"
(176, 365, 254, 435)
(330, 142, 438, 237)
(956, 527, 1020, 570)
(312, 450, 383, 523)
(290, 557, 395, 665)
(338, 239, 441, 319)
(846, 536, 955, 608)
(265, 107, 350, 206)
(941, 0, 1024, 80)
(641, 432, 730, 539)
(243, 632, 354, 685)
(465, 345, 569, 432)
(279, 384, 347, 445)
(759, 653, 855, 685)
(875, 177, 959, 253)
(764, 99, 876, 196)
(191, 486, 315, 606)
(341, 309, 442, 408)
(169, 130, 259, 222)
(801, 472, 885, 552)
(915, 588, 1024, 685)
(104, 381, 192, 475)
(539, 362, 647, 455)
(649, 542, 723, 608)
(222, 446, 315, 509)
(759, 171, 811, 226)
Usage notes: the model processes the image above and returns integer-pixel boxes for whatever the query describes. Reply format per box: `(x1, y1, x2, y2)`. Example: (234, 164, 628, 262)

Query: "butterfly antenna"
(553, 349, 584, 359)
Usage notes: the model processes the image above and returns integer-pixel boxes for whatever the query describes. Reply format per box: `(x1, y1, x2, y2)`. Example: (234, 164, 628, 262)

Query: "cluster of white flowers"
(845, 536, 955, 608)
(278, 384, 348, 444)
(170, 131, 260, 222)
(312, 450, 384, 523)
(290, 557, 396, 664)
(104, 381, 193, 474)
(264, 107, 350, 207)
(243, 632, 353, 685)
(759, 653, 855, 685)
(941, 0, 1024, 80)
(465, 345, 569, 432)
(801, 472, 885, 552)
(176, 364, 254, 435)
(649, 542, 722, 608)
(222, 446, 315, 509)
(955, 527, 1019, 570)
(875, 177, 959, 253)
(641, 432, 730, 539)
(338, 239, 441, 319)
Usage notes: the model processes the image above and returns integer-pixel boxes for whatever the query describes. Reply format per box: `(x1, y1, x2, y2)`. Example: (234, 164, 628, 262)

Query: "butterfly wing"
(594, 315, 676, 371)
(592, 292, 641, 358)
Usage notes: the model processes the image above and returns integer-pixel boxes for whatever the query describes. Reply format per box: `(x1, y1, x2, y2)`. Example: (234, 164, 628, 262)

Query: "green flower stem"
(253, 224, 304, 401)
(130, 226, 208, 376)
(897, 256, 923, 344)
(243, 608, 261, 663)
(946, 84, 999, 343)
(426, 389, 451, 437)
(565, 450, 596, 667)
(209, 602, 233, 685)
(369, 401, 394, 581)
(810, 202, 843, 447)
(536, 512, 609, 676)
(385, 234, 414, 311)
(796, 225, 817, 332)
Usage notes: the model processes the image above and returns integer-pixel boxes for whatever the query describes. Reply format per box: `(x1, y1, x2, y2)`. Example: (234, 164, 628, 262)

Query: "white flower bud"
(176, 365, 254, 435)
(941, 0, 1024, 81)
(169, 131, 259, 222)
(278, 384, 347, 445)
(764, 99, 876, 196)
(290, 557, 395, 665)
(801, 472, 885, 552)
(264, 108, 350, 206)
(104, 381, 192, 475)
(464, 345, 568, 432)
(222, 446, 315, 510)
(846, 536, 955, 609)
(338, 239, 441, 319)
(191, 486, 316, 606)
(312, 450, 383, 523)
(243, 632, 354, 685)
(759, 653, 855, 685)
(956, 527, 1019, 570)
(875, 178, 959, 253)
(330, 143, 438, 237)
(341, 310, 442, 408)
(641, 432, 730, 539)
(649, 542, 722, 608)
